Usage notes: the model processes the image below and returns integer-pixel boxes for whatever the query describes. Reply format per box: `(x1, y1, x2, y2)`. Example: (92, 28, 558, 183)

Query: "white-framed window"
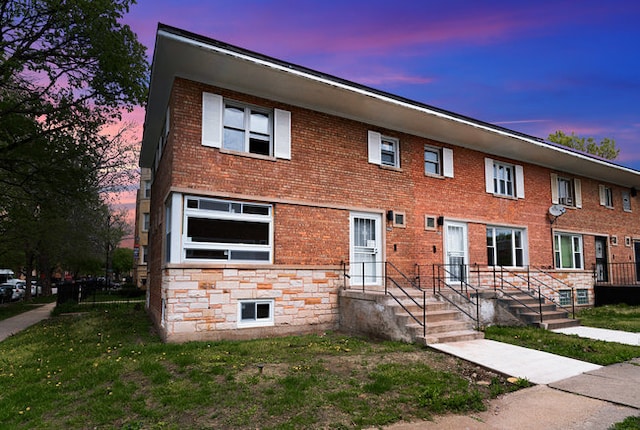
(367, 131, 400, 168)
(599, 185, 614, 208)
(554, 232, 583, 269)
(486, 226, 526, 267)
(165, 201, 172, 263)
(551, 174, 582, 208)
(143, 213, 150, 232)
(380, 137, 399, 168)
(625, 236, 632, 247)
(142, 246, 148, 264)
(144, 180, 152, 199)
(238, 299, 274, 327)
(559, 289, 572, 306)
(223, 101, 272, 155)
(392, 211, 406, 228)
(201, 92, 291, 159)
(622, 191, 632, 212)
(576, 289, 588, 305)
(424, 215, 437, 231)
(183, 196, 272, 263)
(485, 158, 524, 198)
(424, 146, 454, 178)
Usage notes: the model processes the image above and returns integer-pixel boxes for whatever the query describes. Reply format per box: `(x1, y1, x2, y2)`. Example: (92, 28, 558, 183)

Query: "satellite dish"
(548, 205, 566, 217)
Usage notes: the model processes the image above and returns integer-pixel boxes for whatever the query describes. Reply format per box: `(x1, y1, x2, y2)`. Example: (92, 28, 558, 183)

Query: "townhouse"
(139, 24, 640, 342)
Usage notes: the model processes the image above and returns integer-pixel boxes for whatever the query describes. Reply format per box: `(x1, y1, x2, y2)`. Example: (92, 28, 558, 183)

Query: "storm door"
(595, 236, 608, 282)
(445, 221, 468, 282)
(350, 212, 383, 286)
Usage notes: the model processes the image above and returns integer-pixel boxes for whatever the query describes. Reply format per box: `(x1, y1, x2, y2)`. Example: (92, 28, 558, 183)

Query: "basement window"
(559, 290, 571, 306)
(576, 289, 588, 305)
(238, 299, 274, 327)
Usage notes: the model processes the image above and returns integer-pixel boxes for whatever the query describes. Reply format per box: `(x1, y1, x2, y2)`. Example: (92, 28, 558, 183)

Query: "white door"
(350, 212, 383, 286)
(445, 221, 468, 282)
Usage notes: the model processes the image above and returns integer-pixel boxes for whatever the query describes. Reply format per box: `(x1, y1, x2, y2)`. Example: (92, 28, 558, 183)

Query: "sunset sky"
(117, 0, 640, 239)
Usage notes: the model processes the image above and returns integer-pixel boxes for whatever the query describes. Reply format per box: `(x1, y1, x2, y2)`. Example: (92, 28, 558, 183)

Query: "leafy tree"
(0, 0, 148, 295)
(111, 247, 134, 282)
(548, 131, 620, 160)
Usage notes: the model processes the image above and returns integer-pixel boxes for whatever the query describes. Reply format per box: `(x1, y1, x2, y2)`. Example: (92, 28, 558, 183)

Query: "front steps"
(498, 292, 580, 330)
(389, 294, 484, 345)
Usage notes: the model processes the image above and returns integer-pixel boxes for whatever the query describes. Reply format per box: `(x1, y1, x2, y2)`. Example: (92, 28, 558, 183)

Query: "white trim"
(367, 130, 382, 165)
(442, 147, 454, 178)
(484, 158, 494, 194)
(274, 108, 291, 160)
(201, 92, 223, 148)
(350, 211, 383, 286)
(574, 179, 582, 208)
(551, 173, 559, 204)
(168, 193, 183, 264)
(237, 299, 275, 328)
(515, 165, 525, 198)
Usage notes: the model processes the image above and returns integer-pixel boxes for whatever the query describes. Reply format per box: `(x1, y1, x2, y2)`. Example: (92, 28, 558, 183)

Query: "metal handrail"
(431, 264, 480, 329)
(594, 262, 640, 286)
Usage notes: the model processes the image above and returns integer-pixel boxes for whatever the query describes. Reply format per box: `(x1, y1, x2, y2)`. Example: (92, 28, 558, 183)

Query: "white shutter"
(599, 185, 606, 206)
(515, 165, 525, 199)
(574, 179, 582, 208)
(274, 109, 291, 160)
(165, 106, 170, 137)
(201, 92, 223, 148)
(484, 158, 494, 193)
(551, 174, 559, 204)
(368, 131, 381, 165)
(442, 148, 454, 178)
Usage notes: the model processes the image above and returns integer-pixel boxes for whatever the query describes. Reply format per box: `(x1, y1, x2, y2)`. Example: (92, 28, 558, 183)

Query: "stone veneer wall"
(157, 266, 343, 343)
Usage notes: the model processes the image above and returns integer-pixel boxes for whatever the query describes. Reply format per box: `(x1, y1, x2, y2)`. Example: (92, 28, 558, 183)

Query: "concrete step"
(505, 303, 558, 314)
(406, 320, 471, 335)
(420, 329, 485, 345)
(539, 318, 581, 330)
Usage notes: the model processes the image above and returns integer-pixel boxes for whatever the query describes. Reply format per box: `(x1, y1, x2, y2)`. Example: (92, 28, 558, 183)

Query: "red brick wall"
(151, 77, 640, 280)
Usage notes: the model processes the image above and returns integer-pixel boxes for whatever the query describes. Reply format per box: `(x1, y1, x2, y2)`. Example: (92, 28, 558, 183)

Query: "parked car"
(10, 281, 26, 301)
(0, 283, 14, 303)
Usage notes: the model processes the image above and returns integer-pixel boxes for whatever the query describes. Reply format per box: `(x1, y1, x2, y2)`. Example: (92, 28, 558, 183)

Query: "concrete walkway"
(430, 339, 602, 385)
(554, 325, 640, 346)
(0, 302, 56, 342)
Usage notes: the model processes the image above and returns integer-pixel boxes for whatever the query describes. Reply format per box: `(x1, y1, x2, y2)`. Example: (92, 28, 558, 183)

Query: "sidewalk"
(0, 302, 56, 342)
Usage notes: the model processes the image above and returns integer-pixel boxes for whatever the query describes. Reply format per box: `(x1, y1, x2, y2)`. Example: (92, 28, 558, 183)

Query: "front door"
(445, 221, 468, 282)
(350, 212, 383, 286)
(595, 236, 608, 282)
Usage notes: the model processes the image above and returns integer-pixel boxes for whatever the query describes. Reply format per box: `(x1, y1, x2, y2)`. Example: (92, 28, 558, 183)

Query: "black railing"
(341, 260, 426, 338)
(430, 264, 480, 329)
(594, 262, 640, 286)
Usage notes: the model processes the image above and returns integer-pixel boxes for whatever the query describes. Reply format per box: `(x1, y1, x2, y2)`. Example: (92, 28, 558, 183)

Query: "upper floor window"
(485, 158, 524, 199)
(368, 131, 400, 168)
(143, 180, 151, 199)
(622, 191, 632, 212)
(201, 92, 291, 160)
(380, 136, 399, 168)
(486, 226, 525, 267)
(223, 102, 272, 155)
(143, 213, 150, 232)
(599, 185, 613, 208)
(423, 146, 454, 178)
(551, 174, 582, 208)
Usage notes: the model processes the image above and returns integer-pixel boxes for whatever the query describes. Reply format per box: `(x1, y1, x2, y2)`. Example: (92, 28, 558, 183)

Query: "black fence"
(57, 280, 145, 307)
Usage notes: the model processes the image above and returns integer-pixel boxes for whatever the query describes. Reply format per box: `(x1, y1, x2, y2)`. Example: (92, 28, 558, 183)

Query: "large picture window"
(183, 197, 272, 263)
(487, 226, 525, 267)
(554, 233, 583, 269)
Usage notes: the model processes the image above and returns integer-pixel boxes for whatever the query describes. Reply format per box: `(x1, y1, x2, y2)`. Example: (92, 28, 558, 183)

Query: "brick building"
(133, 167, 151, 289)
(139, 24, 640, 343)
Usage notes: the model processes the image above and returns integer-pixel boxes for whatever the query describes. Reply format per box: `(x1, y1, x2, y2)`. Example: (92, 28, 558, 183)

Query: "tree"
(0, 0, 148, 296)
(548, 131, 620, 160)
(111, 247, 133, 282)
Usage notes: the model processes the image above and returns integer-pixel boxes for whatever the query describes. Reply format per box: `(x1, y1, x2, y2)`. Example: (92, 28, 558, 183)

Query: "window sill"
(219, 148, 278, 162)
(491, 193, 518, 201)
(379, 164, 402, 172)
(424, 172, 445, 180)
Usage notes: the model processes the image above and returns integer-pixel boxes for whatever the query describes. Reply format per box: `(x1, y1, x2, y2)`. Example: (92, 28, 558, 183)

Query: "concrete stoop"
(386, 293, 484, 345)
(498, 292, 580, 330)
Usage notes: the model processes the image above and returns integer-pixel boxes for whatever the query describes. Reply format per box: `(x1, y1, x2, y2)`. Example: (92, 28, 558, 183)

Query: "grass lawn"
(0, 304, 522, 430)
(0, 296, 56, 321)
(484, 305, 640, 366)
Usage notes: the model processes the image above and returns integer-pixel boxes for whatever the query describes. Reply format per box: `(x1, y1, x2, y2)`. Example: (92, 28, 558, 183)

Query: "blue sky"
(124, 0, 640, 169)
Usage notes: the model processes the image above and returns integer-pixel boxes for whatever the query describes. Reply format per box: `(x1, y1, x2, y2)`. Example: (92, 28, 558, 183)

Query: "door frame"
(594, 236, 609, 282)
(349, 211, 384, 286)
(443, 220, 469, 282)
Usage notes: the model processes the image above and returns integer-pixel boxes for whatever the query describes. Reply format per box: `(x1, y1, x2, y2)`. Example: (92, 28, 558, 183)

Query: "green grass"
(484, 304, 640, 366)
(610, 416, 640, 430)
(577, 304, 640, 332)
(0, 305, 519, 429)
(0, 296, 56, 321)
